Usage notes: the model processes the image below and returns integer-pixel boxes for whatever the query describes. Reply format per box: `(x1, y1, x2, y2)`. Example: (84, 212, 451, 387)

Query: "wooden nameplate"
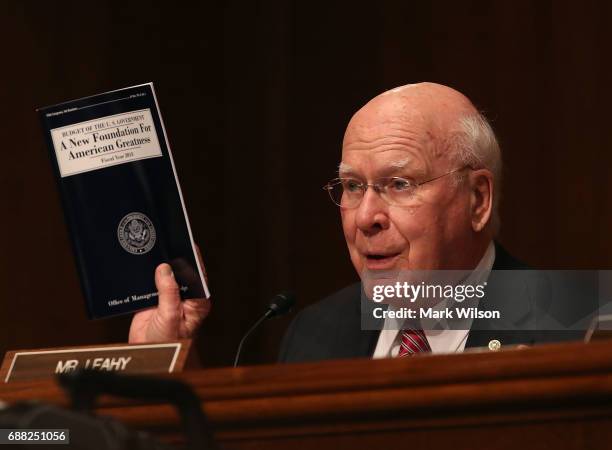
(0, 340, 192, 383)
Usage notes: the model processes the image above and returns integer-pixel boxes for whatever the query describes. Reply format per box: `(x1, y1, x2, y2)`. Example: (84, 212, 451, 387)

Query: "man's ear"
(469, 169, 493, 232)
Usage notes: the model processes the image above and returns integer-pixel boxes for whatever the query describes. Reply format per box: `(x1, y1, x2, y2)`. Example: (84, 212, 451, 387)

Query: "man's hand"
(128, 262, 211, 343)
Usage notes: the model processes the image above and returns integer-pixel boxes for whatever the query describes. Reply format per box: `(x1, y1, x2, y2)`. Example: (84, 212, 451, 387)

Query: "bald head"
(343, 83, 480, 164)
(341, 82, 501, 213)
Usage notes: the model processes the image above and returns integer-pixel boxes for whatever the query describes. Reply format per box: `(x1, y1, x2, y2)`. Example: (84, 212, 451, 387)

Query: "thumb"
(155, 263, 181, 320)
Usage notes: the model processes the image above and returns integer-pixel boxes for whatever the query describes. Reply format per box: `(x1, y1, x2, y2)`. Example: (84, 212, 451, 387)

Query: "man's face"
(340, 108, 475, 278)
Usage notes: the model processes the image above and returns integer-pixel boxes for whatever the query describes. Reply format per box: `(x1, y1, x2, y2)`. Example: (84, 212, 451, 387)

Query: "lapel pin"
(488, 339, 501, 351)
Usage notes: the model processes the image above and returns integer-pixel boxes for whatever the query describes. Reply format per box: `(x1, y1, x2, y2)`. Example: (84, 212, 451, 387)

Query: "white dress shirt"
(372, 242, 496, 358)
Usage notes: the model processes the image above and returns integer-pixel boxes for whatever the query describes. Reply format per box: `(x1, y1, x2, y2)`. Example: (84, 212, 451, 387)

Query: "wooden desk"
(2, 340, 612, 449)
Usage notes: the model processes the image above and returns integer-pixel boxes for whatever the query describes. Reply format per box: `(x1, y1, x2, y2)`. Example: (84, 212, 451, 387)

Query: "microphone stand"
(233, 310, 273, 367)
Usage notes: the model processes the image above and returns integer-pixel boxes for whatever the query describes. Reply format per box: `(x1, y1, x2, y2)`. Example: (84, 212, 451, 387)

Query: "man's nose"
(354, 188, 390, 233)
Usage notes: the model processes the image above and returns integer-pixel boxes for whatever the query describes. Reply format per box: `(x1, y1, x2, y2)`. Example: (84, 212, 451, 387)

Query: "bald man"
(340, 83, 498, 274)
(127, 83, 574, 359)
(278, 83, 571, 362)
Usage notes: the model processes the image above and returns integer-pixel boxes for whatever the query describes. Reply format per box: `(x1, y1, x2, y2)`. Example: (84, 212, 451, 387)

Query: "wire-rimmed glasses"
(323, 166, 472, 208)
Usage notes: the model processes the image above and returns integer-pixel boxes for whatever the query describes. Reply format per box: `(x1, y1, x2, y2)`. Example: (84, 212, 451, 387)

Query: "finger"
(181, 298, 211, 336)
(183, 297, 212, 318)
(128, 307, 157, 343)
(155, 263, 181, 320)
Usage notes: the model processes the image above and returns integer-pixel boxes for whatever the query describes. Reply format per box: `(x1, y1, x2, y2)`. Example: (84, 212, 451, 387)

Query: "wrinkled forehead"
(339, 91, 466, 178)
(340, 117, 446, 178)
(338, 149, 434, 179)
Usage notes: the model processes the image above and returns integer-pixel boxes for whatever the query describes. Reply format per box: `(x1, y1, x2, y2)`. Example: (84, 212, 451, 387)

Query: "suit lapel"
(465, 242, 534, 349)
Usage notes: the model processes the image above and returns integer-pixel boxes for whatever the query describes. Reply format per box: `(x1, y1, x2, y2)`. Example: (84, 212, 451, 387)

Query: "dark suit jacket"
(279, 244, 582, 363)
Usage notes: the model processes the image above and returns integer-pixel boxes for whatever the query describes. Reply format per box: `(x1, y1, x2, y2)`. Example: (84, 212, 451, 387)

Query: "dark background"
(1, 1, 610, 367)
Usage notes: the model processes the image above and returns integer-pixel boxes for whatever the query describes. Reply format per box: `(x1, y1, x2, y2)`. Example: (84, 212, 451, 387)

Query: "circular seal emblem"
(117, 212, 156, 255)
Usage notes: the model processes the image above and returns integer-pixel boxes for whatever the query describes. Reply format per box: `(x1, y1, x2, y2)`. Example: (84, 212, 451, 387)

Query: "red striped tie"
(398, 329, 431, 356)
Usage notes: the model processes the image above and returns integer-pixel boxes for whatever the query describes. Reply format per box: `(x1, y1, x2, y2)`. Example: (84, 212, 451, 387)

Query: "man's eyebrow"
(338, 160, 427, 177)
(388, 158, 413, 169)
(385, 158, 427, 176)
(338, 162, 353, 176)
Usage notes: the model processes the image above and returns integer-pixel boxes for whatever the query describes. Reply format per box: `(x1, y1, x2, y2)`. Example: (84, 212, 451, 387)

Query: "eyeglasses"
(323, 166, 472, 208)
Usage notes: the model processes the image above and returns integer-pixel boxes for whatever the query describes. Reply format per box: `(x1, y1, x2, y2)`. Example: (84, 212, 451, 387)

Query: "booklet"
(38, 83, 210, 319)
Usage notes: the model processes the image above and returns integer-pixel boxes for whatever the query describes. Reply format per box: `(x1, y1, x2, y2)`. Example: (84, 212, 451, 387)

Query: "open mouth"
(365, 253, 401, 269)
(366, 253, 400, 260)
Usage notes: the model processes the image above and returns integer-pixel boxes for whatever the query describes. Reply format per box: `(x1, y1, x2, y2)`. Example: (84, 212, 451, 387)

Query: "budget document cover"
(38, 83, 210, 318)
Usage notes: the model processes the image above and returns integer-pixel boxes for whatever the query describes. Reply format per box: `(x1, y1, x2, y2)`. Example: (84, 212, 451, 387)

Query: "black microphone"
(233, 292, 295, 367)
